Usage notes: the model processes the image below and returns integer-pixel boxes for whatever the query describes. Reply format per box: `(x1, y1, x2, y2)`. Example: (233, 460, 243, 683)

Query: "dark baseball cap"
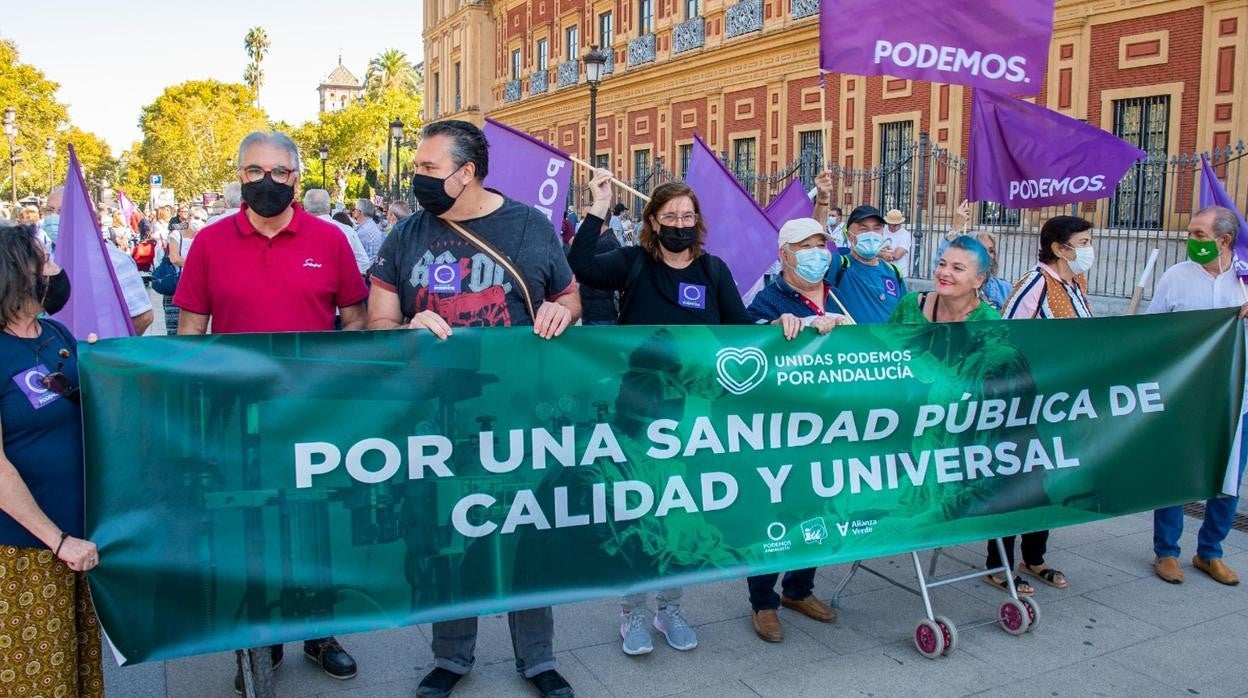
(846, 205, 885, 226)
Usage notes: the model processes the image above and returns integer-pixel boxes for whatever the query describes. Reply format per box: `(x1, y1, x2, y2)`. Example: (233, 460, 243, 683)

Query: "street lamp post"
(583, 46, 609, 175)
(3, 107, 18, 208)
(318, 145, 329, 189)
(44, 137, 55, 196)
(389, 118, 405, 201)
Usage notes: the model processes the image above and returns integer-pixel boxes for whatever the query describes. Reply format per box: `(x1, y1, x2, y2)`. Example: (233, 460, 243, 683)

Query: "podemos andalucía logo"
(715, 347, 768, 395)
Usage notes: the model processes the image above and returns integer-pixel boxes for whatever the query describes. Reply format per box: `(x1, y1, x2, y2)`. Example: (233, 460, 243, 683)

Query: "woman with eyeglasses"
(982, 215, 1096, 595)
(567, 169, 753, 658)
(0, 225, 103, 696)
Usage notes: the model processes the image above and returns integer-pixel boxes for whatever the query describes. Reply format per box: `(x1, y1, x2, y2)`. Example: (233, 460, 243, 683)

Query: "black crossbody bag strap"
(444, 219, 536, 320)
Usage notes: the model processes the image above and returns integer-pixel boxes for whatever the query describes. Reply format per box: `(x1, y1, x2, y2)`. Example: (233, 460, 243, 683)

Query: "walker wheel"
(1019, 596, 1040, 632)
(999, 598, 1031, 635)
(914, 619, 946, 659)
(934, 615, 959, 655)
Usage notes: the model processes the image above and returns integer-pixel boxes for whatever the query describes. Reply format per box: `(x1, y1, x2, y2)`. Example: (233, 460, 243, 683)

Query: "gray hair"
(222, 181, 243, 207)
(304, 189, 332, 215)
(388, 201, 412, 219)
(236, 131, 302, 171)
(1196, 205, 1241, 241)
(355, 198, 376, 217)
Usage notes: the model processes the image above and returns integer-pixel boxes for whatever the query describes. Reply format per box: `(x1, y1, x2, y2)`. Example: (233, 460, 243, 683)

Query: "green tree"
(364, 49, 422, 100)
(136, 80, 269, 201)
(243, 27, 271, 105)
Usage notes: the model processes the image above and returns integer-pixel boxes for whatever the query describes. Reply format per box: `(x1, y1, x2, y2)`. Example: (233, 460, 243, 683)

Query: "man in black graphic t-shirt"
(366, 120, 579, 698)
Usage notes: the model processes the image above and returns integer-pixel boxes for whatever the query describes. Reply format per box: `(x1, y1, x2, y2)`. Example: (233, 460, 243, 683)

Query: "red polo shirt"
(174, 204, 369, 334)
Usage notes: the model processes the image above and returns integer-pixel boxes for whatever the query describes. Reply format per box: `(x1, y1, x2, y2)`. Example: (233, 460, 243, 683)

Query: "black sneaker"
(303, 636, 357, 679)
(416, 667, 464, 697)
(233, 645, 284, 695)
(528, 669, 574, 698)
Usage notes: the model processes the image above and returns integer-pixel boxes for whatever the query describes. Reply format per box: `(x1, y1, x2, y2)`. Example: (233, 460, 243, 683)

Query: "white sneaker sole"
(620, 638, 653, 656)
(653, 620, 698, 651)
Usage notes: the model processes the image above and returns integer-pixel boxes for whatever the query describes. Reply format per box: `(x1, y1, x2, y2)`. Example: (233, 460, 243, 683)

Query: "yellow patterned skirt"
(0, 546, 104, 697)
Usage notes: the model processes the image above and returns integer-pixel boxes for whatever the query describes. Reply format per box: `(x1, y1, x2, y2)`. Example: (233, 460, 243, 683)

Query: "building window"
(595, 154, 610, 171)
(510, 49, 522, 81)
(679, 144, 693, 178)
(686, 0, 701, 18)
(453, 62, 461, 111)
(733, 137, 757, 185)
(432, 72, 441, 115)
(1110, 95, 1170, 229)
(566, 26, 579, 61)
(599, 11, 614, 48)
(537, 39, 549, 71)
(798, 130, 823, 189)
(639, 0, 653, 35)
(633, 148, 652, 214)
(878, 120, 914, 214)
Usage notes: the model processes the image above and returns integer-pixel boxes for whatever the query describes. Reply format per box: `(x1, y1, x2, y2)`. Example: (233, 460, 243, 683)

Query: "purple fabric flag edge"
(763, 178, 815, 230)
(483, 117, 572, 161)
(1200, 155, 1248, 279)
(51, 145, 135, 338)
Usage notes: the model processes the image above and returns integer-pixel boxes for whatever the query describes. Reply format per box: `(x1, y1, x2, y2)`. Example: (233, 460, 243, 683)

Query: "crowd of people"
(0, 118, 1244, 698)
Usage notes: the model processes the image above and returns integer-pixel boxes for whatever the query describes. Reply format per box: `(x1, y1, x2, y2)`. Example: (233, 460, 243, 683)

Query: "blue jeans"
(746, 568, 817, 611)
(1154, 419, 1247, 560)
(431, 607, 555, 679)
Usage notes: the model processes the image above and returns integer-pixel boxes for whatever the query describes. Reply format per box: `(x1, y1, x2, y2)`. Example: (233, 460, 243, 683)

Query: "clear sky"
(2, 0, 425, 155)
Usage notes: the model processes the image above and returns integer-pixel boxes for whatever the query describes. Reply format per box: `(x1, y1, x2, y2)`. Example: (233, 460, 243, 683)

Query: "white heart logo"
(715, 347, 769, 396)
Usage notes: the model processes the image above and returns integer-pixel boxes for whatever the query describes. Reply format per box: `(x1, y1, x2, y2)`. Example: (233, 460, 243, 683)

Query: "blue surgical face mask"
(854, 232, 885, 259)
(791, 247, 832, 283)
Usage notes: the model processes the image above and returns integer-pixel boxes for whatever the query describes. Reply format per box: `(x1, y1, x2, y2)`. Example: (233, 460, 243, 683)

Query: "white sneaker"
(620, 610, 653, 656)
(653, 605, 698, 651)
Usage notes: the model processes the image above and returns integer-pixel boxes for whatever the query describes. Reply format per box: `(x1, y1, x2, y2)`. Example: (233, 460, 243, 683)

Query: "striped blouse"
(1002, 262, 1094, 319)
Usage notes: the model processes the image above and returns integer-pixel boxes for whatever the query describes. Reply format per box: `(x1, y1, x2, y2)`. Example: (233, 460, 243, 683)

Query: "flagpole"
(828, 287, 857, 325)
(1125, 247, 1160, 315)
(818, 70, 830, 171)
(569, 156, 652, 202)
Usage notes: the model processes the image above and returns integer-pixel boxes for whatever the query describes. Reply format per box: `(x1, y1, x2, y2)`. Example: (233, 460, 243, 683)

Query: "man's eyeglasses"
(657, 213, 698, 226)
(42, 349, 79, 404)
(241, 166, 297, 184)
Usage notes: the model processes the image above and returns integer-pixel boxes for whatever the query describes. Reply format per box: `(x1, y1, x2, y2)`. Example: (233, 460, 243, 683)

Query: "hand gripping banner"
(80, 310, 1244, 663)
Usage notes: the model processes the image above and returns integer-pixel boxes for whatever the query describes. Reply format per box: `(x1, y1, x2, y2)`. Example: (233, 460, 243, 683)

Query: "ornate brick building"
(423, 0, 1245, 215)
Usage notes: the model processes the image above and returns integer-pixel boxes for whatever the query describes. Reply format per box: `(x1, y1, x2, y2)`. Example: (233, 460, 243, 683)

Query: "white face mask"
(1067, 245, 1095, 275)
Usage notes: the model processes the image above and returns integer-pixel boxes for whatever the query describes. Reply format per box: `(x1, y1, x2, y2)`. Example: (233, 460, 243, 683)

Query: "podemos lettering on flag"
(819, 0, 1055, 96)
(967, 89, 1146, 209)
(482, 118, 571, 234)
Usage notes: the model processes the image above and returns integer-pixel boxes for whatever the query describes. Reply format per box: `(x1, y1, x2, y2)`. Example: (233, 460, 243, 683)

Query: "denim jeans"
(1153, 419, 1248, 560)
(431, 607, 555, 679)
(746, 568, 817, 611)
(621, 587, 682, 613)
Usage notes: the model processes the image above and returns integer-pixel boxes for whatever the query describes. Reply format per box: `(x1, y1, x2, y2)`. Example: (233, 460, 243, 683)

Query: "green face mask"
(1187, 238, 1220, 265)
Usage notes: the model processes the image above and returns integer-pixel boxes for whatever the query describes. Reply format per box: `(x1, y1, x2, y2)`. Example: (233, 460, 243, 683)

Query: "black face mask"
(37, 269, 71, 315)
(656, 224, 698, 253)
(411, 167, 464, 217)
(241, 174, 296, 218)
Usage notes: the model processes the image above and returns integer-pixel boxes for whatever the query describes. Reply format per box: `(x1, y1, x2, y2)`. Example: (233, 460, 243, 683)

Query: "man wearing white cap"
(881, 208, 913, 278)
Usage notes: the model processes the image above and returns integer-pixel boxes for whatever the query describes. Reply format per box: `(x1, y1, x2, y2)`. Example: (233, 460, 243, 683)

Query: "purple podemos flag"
(763, 178, 814, 230)
(819, 0, 1054, 96)
(482, 118, 571, 234)
(51, 145, 135, 339)
(685, 135, 776, 295)
(967, 89, 1146, 209)
(1199, 155, 1248, 279)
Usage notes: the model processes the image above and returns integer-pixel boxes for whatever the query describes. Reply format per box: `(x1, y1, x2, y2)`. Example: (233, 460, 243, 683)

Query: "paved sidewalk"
(103, 501, 1248, 698)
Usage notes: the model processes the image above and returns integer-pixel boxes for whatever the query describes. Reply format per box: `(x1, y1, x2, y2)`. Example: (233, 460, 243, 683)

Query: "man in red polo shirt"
(174, 131, 368, 694)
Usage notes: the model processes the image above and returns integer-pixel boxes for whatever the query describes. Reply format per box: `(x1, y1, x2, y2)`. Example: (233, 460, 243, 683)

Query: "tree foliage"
(243, 27, 271, 105)
(365, 49, 422, 101)
(135, 80, 269, 201)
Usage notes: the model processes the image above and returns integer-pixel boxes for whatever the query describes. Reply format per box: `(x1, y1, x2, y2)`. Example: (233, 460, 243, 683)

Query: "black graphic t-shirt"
(370, 197, 575, 327)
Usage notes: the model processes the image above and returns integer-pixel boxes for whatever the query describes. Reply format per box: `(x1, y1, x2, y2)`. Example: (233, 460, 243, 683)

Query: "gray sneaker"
(620, 609, 654, 656)
(654, 605, 698, 651)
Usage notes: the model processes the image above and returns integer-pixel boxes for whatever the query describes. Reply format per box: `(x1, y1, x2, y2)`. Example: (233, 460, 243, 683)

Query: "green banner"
(80, 310, 1244, 664)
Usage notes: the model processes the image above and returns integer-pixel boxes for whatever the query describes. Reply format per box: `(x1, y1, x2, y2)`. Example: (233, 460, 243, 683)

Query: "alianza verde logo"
(715, 347, 769, 396)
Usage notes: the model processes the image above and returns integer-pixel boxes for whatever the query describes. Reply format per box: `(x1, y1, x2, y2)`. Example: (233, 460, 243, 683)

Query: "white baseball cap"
(777, 218, 829, 248)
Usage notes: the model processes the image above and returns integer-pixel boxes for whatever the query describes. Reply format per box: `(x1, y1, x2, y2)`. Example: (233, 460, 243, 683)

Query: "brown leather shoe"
(1193, 556, 1240, 586)
(780, 594, 838, 623)
(752, 609, 783, 642)
(1154, 556, 1183, 584)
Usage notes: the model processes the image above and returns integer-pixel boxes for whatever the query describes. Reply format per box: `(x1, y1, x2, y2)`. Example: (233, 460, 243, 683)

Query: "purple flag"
(685, 135, 776, 295)
(967, 90, 1146, 209)
(51, 146, 135, 339)
(482, 118, 571, 234)
(819, 0, 1054, 96)
(1200, 155, 1248, 279)
(763, 179, 814, 229)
